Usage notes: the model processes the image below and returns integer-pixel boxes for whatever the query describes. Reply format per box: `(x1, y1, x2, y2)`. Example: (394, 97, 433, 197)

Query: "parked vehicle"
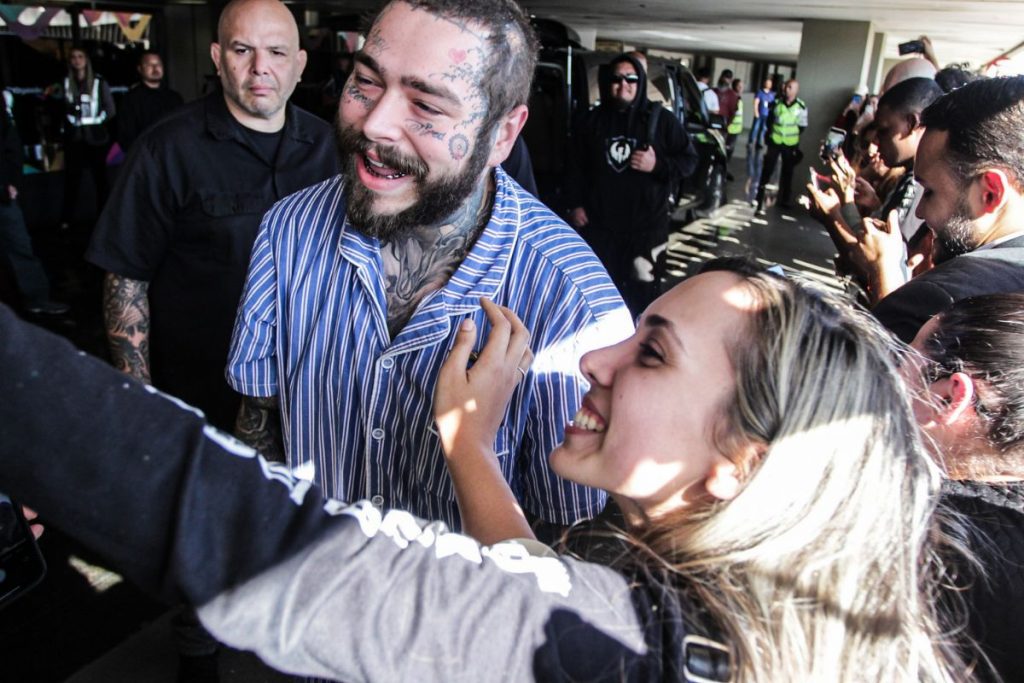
(522, 19, 728, 220)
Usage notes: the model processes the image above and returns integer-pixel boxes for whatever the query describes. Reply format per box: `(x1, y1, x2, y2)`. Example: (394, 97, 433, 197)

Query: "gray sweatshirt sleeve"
(198, 504, 652, 682)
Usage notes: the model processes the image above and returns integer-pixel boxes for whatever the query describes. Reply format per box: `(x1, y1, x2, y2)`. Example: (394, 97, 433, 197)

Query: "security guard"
(755, 78, 807, 214)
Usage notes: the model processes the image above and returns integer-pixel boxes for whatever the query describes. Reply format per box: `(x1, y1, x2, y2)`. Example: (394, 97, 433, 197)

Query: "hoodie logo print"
(606, 136, 635, 173)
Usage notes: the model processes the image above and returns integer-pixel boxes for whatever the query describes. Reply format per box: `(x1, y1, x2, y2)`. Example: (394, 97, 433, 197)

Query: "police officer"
(755, 78, 807, 215)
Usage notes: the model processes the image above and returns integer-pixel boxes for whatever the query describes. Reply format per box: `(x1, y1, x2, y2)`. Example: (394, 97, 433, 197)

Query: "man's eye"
(415, 102, 441, 115)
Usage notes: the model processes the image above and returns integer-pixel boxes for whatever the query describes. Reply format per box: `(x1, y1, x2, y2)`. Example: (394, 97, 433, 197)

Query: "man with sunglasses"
(566, 53, 697, 314)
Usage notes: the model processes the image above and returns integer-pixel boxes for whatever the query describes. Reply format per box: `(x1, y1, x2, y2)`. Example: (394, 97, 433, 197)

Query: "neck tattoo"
(381, 177, 494, 338)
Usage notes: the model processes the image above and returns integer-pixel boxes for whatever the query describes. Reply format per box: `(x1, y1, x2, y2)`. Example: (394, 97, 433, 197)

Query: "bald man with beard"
(87, 0, 338, 432)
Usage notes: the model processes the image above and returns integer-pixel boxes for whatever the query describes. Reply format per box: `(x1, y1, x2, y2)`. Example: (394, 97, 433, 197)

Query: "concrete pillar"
(867, 32, 887, 93)
(792, 19, 874, 195)
(573, 28, 597, 50)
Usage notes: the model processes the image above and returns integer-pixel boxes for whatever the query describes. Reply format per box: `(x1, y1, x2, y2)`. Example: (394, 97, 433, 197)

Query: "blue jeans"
(0, 200, 51, 305)
(748, 117, 768, 147)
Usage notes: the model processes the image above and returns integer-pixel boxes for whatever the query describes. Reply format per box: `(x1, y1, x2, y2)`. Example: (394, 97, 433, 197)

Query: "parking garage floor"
(0, 157, 843, 682)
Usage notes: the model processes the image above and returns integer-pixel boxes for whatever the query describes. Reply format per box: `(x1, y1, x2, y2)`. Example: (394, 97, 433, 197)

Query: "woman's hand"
(434, 298, 536, 545)
(435, 298, 533, 462)
(828, 151, 858, 204)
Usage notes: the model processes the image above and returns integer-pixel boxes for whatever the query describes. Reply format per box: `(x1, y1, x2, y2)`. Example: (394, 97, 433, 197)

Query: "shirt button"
(380, 357, 394, 369)
(371, 494, 384, 508)
(371, 427, 385, 440)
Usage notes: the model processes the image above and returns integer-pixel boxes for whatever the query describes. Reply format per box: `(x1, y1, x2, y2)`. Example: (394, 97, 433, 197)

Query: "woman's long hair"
(632, 262, 963, 681)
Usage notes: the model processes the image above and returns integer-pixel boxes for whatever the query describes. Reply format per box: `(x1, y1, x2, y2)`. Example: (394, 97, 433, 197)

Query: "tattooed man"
(226, 0, 633, 532)
(86, 0, 337, 431)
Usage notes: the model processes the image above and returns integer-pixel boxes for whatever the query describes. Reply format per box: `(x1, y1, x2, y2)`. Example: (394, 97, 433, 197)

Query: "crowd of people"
(2, 1, 1024, 682)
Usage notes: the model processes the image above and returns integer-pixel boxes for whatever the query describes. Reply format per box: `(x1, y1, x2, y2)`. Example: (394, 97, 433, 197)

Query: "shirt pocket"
(178, 190, 273, 264)
(420, 422, 514, 503)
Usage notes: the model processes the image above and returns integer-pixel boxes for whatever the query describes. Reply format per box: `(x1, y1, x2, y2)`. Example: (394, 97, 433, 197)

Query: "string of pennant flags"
(0, 5, 151, 43)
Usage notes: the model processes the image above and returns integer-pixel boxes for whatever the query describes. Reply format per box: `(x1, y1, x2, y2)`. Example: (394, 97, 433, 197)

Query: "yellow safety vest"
(769, 98, 807, 147)
(727, 98, 743, 135)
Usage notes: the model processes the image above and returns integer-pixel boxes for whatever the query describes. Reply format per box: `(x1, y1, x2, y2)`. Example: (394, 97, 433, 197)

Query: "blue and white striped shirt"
(227, 168, 633, 528)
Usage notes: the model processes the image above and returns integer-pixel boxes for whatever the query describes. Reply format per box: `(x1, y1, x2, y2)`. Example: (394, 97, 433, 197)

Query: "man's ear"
(486, 104, 529, 168)
(210, 43, 222, 76)
(931, 371, 977, 426)
(906, 110, 923, 132)
(296, 49, 308, 81)
(977, 169, 1010, 215)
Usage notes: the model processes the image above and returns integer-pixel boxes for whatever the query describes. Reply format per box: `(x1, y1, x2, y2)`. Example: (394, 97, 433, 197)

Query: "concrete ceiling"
(518, 0, 1024, 69)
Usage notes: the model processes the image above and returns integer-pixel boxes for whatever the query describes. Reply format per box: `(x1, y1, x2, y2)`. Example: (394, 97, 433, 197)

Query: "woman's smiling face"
(551, 271, 754, 519)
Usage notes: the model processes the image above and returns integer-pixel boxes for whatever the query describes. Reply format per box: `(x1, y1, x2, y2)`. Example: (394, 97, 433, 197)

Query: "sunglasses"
(610, 74, 640, 85)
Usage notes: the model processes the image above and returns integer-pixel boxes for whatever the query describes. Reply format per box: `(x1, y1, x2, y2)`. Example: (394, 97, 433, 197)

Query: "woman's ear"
(704, 461, 741, 501)
(931, 371, 977, 427)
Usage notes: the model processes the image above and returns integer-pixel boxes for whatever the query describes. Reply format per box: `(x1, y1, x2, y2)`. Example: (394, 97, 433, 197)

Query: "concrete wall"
(793, 19, 874, 191)
(163, 4, 216, 102)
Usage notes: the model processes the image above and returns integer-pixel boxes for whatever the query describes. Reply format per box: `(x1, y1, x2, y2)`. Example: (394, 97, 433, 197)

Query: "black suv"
(522, 19, 728, 220)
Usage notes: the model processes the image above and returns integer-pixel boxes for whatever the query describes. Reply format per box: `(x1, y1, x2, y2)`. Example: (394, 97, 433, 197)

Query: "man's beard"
(932, 192, 981, 263)
(336, 122, 491, 242)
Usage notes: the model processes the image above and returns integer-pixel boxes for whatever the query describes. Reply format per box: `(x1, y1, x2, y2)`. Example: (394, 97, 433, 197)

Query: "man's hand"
(846, 210, 909, 304)
(102, 273, 152, 384)
(235, 395, 285, 463)
(6, 184, 16, 201)
(569, 206, 589, 228)
(828, 152, 857, 204)
(805, 175, 842, 224)
(920, 35, 940, 70)
(853, 177, 881, 215)
(23, 506, 43, 539)
(629, 146, 657, 173)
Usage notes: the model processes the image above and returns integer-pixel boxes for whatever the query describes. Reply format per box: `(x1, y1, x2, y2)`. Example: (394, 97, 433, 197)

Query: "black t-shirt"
(240, 126, 284, 166)
(85, 93, 339, 429)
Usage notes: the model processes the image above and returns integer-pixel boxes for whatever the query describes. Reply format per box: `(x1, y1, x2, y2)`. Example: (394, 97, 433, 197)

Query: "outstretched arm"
(102, 272, 151, 383)
(434, 298, 535, 545)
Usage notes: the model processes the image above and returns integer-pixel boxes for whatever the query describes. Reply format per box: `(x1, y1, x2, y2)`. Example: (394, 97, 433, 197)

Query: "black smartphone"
(820, 126, 847, 161)
(0, 492, 46, 610)
(898, 40, 925, 56)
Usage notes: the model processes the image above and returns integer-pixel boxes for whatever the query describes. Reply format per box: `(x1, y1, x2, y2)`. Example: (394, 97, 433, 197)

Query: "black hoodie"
(565, 54, 697, 270)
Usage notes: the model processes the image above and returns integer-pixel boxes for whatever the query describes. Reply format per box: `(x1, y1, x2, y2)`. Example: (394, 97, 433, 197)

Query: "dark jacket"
(873, 235, 1024, 342)
(116, 83, 185, 151)
(0, 302, 728, 683)
(942, 480, 1024, 682)
(565, 54, 698, 266)
(0, 94, 22, 193)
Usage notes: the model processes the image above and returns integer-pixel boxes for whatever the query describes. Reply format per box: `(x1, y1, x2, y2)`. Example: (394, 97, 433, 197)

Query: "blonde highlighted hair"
(636, 262, 964, 681)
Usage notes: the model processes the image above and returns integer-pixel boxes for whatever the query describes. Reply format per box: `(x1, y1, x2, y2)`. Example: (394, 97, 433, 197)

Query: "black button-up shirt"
(87, 92, 339, 429)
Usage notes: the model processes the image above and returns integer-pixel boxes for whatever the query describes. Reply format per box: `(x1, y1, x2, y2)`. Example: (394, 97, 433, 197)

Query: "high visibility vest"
(769, 98, 807, 147)
(727, 98, 743, 135)
(64, 76, 108, 127)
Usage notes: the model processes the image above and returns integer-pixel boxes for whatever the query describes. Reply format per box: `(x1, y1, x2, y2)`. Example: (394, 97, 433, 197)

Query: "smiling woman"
(434, 257, 968, 681)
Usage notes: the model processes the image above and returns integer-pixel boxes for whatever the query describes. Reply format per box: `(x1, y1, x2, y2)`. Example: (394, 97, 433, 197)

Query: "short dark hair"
(877, 77, 943, 116)
(934, 66, 979, 93)
(138, 49, 162, 66)
(696, 66, 712, 80)
(923, 293, 1024, 460)
(920, 75, 1024, 190)
(368, 0, 538, 135)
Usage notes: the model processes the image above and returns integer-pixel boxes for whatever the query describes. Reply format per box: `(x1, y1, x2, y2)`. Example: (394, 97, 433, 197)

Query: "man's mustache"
(336, 126, 429, 180)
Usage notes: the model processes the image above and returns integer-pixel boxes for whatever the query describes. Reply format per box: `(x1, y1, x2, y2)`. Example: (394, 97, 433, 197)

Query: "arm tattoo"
(382, 180, 494, 337)
(235, 395, 285, 463)
(102, 273, 152, 383)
